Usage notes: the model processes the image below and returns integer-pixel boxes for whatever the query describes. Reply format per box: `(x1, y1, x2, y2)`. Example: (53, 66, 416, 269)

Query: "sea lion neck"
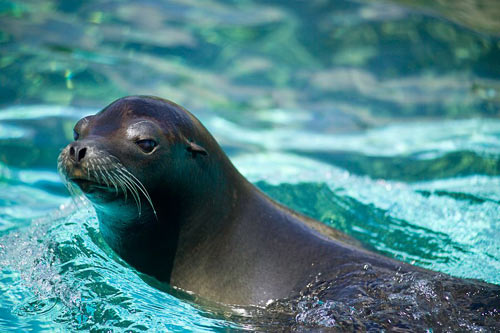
(173, 159, 252, 250)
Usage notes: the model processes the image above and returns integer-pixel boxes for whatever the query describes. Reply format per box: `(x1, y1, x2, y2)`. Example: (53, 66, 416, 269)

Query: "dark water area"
(1, 0, 500, 331)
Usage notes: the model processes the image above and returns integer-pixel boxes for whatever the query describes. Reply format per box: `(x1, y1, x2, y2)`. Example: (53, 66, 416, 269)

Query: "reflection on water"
(1, 0, 500, 331)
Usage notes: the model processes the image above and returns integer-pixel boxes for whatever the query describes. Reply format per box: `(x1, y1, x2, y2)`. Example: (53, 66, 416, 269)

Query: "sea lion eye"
(136, 139, 157, 153)
(73, 129, 79, 141)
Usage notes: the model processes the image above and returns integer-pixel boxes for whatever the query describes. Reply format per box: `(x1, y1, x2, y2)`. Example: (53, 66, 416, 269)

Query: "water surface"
(1, 0, 500, 331)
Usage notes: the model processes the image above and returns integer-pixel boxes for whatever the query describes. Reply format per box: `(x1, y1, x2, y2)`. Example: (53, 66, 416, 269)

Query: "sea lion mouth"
(70, 177, 112, 193)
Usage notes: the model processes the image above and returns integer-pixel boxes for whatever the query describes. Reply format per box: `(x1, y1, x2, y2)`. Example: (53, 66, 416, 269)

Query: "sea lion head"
(58, 96, 219, 224)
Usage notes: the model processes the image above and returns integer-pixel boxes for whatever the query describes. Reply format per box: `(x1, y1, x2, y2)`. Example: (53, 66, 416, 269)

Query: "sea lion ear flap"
(187, 141, 208, 157)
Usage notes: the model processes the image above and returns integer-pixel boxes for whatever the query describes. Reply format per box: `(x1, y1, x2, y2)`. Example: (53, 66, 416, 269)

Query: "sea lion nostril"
(78, 147, 87, 162)
(68, 144, 87, 163)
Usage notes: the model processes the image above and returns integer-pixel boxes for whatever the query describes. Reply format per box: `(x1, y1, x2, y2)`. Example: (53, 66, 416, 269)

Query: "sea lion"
(57, 96, 500, 325)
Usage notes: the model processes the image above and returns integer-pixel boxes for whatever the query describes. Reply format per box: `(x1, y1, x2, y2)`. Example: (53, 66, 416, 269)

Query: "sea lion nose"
(68, 142, 87, 163)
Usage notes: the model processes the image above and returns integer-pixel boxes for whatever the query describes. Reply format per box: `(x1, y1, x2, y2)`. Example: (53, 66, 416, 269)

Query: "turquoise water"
(1, 0, 500, 331)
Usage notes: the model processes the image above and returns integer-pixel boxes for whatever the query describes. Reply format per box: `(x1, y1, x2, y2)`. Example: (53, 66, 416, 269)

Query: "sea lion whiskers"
(90, 161, 101, 185)
(57, 153, 85, 207)
(112, 172, 128, 201)
(57, 153, 74, 197)
(104, 157, 128, 201)
(106, 155, 158, 219)
(113, 168, 143, 216)
(92, 155, 145, 218)
(119, 167, 157, 218)
(96, 163, 110, 188)
(99, 159, 119, 195)
(97, 157, 153, 219)
(97, 159, 121, 198)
